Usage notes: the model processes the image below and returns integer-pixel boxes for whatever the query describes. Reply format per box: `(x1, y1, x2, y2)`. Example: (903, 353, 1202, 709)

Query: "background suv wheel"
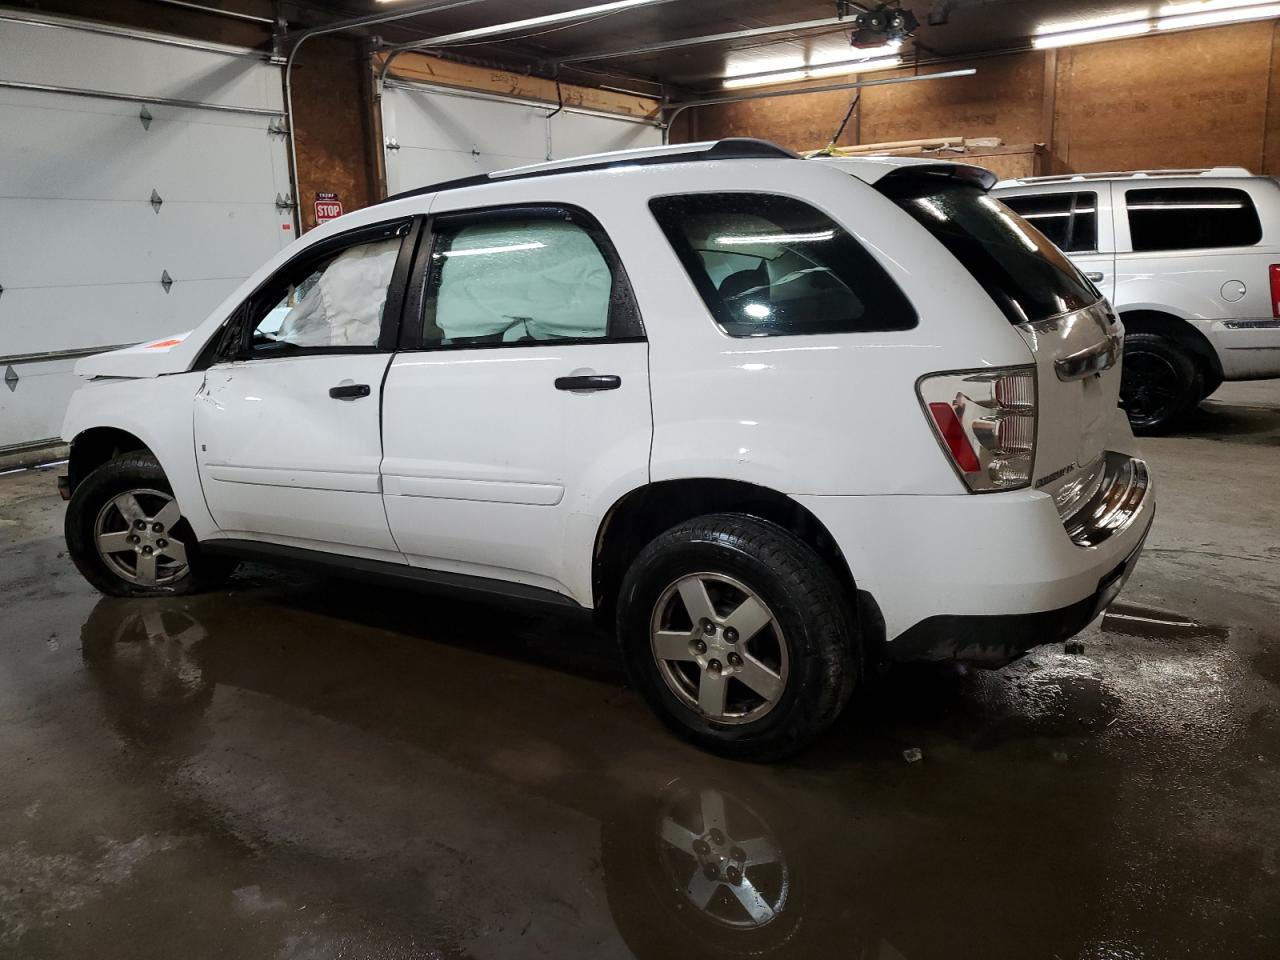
(65, 453, 237, 597)
(1121, 332, 1203, 434)
(616, 513, 856, 762)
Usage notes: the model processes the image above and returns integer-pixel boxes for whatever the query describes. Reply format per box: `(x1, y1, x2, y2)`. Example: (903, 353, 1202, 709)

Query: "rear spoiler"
(874, 163, 999, 192)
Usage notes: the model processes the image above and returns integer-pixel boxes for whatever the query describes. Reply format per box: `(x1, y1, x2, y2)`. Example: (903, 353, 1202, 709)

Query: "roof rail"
(380, 138, 798, 204)
(996, 166, 1254, 188)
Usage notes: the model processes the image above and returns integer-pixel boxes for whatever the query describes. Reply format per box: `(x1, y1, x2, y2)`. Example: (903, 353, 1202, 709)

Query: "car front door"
(379, 203, 651, 604)
(194, 218, 419, 559)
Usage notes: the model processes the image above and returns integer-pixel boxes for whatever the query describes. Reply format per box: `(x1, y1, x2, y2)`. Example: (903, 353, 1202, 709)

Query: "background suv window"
(1002, 191, 1098, 253)
(1126, 187, 1261, 252)
(422, 213, 639, 346)
(649, 193, 917, 337)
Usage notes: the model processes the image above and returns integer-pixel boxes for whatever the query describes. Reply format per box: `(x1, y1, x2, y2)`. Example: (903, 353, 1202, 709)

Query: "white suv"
(58, 139, 1154, 760)
(993, 168, 1280, 432)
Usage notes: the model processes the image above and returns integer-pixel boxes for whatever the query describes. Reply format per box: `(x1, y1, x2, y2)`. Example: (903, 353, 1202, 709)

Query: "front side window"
(1126, 187, 1261, 252)
(422, 210, 640, 346)
(249, 235, 403, 354)
(648, 193, 917, 337)
(1002, 191, 1098, 253)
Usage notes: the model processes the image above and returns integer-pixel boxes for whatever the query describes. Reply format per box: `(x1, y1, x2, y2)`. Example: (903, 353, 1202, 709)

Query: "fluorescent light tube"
(421, 0, 671, 45)
(722, 55, 902, 89)
(1158, 1, 1280, 28)
(1032, 21, 1153, 48)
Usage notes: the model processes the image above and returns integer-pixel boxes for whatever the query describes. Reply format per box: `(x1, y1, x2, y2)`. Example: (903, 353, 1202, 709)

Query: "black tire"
(65, 452, 237, 597)
(616, 514, 856, 762)
(1120, 332, 1203, 434)
(1200, 368, 1224, 402)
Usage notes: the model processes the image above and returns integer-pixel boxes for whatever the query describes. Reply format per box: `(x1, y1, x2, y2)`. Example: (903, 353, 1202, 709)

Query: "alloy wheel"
(93, 489, 189, 587)
(650, 573, 789, 725)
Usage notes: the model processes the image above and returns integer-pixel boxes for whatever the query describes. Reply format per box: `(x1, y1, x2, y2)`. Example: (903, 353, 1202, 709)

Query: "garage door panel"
(0, 199, 285, 287)
(0, 359, 81, 445)
(388, 146, 544, 190)
(0, 278, 243, 355)
(388, 90, 547, 162)
(1, 17, 283, 112)
(549, 112, 660, 159)
(0, 13, 290, 450)
(0, 95, 285, 203)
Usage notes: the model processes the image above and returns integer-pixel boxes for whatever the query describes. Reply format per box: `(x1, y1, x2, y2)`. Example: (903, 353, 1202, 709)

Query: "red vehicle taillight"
(1270, 264, 1280, 318)
(919, 367, 1038, 492)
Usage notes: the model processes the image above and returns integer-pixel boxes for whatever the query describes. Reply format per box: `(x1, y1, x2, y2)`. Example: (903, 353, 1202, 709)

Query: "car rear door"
(193, 219, 418, 559)
(378, 202, 651, 605)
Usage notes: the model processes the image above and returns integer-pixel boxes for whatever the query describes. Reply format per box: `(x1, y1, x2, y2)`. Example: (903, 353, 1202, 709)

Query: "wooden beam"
(378, 51, 661, 121)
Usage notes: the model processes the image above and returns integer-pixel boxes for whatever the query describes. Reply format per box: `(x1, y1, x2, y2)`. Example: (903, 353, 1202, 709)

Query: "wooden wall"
(686, 20, 1280, 176)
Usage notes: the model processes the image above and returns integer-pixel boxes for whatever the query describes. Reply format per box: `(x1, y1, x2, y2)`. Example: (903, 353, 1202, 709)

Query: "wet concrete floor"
(2, 382, 1279, 959)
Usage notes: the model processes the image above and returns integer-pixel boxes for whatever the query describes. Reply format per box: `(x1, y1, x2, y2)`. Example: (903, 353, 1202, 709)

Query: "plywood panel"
(1264, 21, 1280, 176)
(1055, 22, 1272, 173)
(860, 54, 1044, 148)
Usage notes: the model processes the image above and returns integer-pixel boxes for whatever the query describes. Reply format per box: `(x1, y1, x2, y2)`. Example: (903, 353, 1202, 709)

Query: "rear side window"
(878, 173, 1098, 325)
(648, 193, 917, 337)
(1126, 187, 1261, 252)
(1001, 191, 1098, 253)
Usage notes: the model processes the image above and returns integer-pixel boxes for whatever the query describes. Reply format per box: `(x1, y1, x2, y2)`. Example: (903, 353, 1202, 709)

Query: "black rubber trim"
(888, 525, 1151, 667)
(379, 138, 799, 205)
(201, 539, 590, 616)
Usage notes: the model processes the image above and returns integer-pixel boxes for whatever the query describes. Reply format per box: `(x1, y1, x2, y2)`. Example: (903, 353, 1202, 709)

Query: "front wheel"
(616, 514, 856, 762)
(1120, 332, 1202, 434)
(65, 452, 237, 597)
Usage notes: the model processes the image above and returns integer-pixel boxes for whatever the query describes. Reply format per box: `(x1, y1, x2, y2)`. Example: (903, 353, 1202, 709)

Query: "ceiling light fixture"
(401, 0, 676, 45)
(723, 48, 903, 90)
(1032, 20, 1152, 48)
(1158, 0, 1280, 28)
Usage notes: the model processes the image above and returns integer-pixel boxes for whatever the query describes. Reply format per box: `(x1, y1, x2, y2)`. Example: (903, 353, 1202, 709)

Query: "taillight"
(1270, 264, 1280, 318)
(918, 366, 1038, 492)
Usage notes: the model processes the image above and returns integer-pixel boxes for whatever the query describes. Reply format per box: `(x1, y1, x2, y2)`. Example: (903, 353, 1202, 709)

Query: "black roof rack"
(379, 138, 798, 205)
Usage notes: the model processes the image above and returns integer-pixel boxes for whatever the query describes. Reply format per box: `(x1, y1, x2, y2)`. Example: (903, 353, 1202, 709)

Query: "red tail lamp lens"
(927, 401, 981, 473)
(1270, 264, 1280, 319)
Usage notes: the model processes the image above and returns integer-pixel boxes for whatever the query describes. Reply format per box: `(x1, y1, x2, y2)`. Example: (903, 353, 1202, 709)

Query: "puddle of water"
(1102, 603, 1230, 641)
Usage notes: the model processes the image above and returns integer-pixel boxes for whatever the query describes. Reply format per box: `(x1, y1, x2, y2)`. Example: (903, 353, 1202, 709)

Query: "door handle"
(329, 383, 371, 400)
(555, 374, 621, 392)
(1085, 272, 1105, 282)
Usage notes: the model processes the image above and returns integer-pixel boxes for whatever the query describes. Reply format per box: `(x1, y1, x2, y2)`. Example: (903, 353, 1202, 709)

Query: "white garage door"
(0, 13, 294, 453)
(381, 80, 663, 195)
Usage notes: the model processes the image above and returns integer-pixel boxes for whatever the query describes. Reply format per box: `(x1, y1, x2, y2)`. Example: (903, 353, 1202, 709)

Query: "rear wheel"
(66, 453, 237, 597)
(616, 514, 855, 762)
(1120, 332, 1202, 434)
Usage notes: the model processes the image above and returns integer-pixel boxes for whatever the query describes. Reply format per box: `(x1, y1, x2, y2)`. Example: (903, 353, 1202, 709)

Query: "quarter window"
(648, 193, 917, 337)
(1126, 187, 1261, 251)
(422, 210, 640, 346)
(1001, 192, 1098, 253)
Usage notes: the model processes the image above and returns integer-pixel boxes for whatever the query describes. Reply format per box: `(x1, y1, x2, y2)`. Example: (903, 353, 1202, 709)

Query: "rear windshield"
(877, 173, 1099, 325)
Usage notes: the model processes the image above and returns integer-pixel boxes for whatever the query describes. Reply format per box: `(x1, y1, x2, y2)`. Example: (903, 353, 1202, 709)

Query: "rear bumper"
(887, 521, 1149, 665)
(1190, 318, 1280, 380)
(793, 452, 1155, 666)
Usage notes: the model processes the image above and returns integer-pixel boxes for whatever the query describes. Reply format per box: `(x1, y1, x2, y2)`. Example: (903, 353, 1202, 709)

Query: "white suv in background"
(993, 168, 1280, 432)
(57, 140, 1154, 760)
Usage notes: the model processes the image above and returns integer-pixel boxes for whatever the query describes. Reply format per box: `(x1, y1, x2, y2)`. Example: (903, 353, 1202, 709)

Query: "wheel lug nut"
(128, 534, 139, 545)
(724, 628, 738, 644)
(703, 864, 718, 880)
(142, 545, 153, 555)
(709, 828, 725, 845)
(152, 522, 164, 533)
(708, 660, 721, 676)
(693, 839, 710, 855)
(135, 519, 147, 530)
(694, 640, 707, 655)
(726, 866, 742, 884)
(701, 619, 716, 636)
(730, 846, 745, 861)
(727, 652, 742, 668)
(156, 538, 168, 549)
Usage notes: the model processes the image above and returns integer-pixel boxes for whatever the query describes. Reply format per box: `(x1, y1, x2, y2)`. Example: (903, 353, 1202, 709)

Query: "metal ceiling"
(293, 0, 1163, 93)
